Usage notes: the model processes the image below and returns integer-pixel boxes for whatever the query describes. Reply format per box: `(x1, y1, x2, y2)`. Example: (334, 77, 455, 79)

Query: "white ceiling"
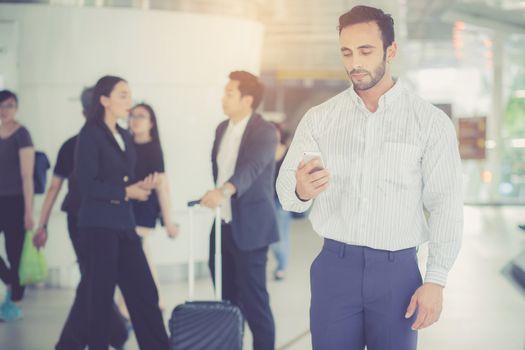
(258, 0, 525, 71)
(2, 0, 525, 71)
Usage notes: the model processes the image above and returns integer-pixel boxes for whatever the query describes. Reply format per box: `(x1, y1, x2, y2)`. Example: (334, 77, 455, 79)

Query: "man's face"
(222, 80, 245, 118)
(339, 21, 394, 91)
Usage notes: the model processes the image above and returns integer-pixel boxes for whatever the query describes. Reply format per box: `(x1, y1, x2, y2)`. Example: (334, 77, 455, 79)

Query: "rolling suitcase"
(168, 200, 244, 350)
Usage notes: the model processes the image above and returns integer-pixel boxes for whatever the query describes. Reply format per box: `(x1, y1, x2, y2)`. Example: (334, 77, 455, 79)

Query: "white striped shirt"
(217, 115, 251, 223)
(276, 80, 463, 287)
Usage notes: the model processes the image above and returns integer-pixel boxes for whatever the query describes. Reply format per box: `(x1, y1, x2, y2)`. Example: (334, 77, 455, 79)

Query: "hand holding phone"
(302, 151, 325, 174)
(295, 151, 330, 201)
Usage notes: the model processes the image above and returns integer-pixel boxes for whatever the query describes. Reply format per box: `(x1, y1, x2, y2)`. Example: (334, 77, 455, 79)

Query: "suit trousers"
(209, 223, 275, 350)
(55, 216, 128, 350)
(59, 227, 168, 350)
(310, 239, 422, 350)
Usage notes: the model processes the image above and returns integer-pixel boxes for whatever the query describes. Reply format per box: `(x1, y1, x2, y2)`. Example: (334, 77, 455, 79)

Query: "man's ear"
(386, 41, 397, 63)
(242, 95, 254, 109)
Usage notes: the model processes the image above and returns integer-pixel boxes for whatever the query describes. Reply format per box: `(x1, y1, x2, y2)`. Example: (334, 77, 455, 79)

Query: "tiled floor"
(1, 206, 524, 350)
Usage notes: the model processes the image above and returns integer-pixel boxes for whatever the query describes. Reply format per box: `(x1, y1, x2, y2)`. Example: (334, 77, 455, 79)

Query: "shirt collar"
(348, 78, 404, 110)
(228, 113, 251, 135)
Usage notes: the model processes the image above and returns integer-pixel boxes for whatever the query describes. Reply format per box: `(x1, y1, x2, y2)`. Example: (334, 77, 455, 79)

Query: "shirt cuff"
(281, 191, 313, 213)
(424, 266, 448, 287)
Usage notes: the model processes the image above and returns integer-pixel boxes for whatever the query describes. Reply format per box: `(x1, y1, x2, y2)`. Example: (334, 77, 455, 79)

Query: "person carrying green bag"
(19, 230, 48, 286)
(0, 89, 36, 322)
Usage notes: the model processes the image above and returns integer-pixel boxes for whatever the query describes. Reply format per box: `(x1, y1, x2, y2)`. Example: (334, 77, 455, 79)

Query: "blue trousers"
(310, 239, 422, 350)
(270, 197, 292, 272)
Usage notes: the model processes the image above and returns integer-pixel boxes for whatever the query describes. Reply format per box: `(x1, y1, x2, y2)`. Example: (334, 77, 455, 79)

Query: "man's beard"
(347, 59, 387, 91)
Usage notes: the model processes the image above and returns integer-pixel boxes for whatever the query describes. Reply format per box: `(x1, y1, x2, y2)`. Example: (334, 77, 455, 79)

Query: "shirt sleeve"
(54, 138, 74, 179)
(421, 112, 464, 287)
(276, 109, 317, 213)
(15, 127, 34, 149)
(153, 143, 165, 173)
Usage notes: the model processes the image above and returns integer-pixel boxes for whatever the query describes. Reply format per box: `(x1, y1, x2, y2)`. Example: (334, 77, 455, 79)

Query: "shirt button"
(123, 176, 129, 182)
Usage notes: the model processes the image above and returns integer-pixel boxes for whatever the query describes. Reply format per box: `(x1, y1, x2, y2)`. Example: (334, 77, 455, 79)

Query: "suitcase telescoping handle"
(187, 200, 222, 302)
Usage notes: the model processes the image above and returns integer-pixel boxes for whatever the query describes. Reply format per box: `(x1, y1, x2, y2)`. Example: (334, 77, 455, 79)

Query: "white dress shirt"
(217, 115, 251, 223)
(276, 80, 463, 287)
(113, 133, 125, 151)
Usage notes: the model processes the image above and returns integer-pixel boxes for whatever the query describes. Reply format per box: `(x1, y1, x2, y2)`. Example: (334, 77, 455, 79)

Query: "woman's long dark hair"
(131, 103, 163, 152)
(87, 75, 127, 123)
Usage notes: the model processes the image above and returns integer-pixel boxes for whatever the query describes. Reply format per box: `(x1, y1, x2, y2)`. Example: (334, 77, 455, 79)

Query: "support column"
(487, 32, 505, 202)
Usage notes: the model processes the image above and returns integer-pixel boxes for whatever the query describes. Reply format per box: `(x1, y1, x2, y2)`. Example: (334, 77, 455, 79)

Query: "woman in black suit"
(76, 76, 169, 350)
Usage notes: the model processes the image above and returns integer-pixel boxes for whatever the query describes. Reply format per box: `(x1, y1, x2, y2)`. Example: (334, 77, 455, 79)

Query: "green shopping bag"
(18, 231, 48, 285)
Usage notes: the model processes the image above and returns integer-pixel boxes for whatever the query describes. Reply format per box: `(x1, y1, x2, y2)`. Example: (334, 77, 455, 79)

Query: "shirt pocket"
(379, 142, 421, 193)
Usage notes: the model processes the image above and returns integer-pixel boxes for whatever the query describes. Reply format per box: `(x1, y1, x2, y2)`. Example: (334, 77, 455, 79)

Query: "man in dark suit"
(200, 71, 278, 350)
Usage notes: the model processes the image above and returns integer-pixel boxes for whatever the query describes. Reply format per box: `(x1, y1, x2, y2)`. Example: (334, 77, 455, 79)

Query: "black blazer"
(212, 114, 279, 251)
(75, 121, 136, 230)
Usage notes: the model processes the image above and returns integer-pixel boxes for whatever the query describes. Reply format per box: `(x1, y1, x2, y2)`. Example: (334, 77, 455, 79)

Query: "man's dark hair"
(0, 90, 18, 105)
(80, 86, 94, 113)
(229, 71, 264, 110)
(338, 6, 395, 51)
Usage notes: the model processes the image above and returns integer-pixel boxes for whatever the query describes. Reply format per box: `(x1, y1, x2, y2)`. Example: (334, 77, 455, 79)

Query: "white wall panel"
(0, 4, 263, 282)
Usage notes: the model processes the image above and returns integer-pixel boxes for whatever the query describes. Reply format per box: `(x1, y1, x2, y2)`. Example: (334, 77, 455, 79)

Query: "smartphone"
(303, 151, 325, 173)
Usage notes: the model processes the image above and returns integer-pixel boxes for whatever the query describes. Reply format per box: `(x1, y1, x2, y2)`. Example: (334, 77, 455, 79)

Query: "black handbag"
(34, 151, 50, 194)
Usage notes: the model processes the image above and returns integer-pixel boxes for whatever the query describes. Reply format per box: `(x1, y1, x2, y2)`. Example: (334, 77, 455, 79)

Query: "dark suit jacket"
(212, 113, 279, 251)
(75, 121, 136, 230)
